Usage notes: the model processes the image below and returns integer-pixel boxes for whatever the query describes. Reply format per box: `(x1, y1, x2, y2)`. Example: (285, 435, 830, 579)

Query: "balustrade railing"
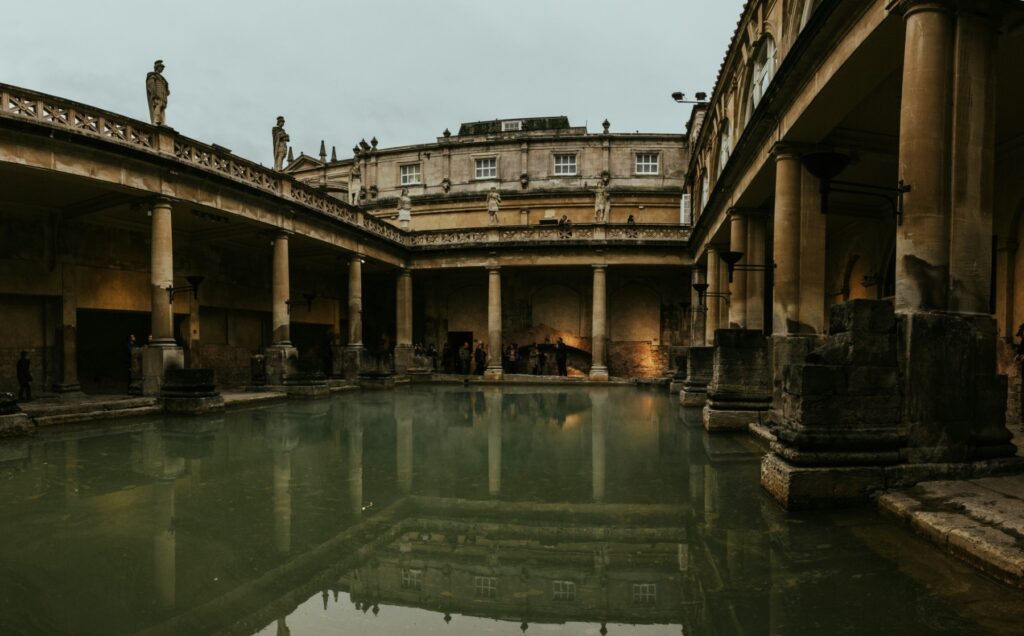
(407, 223, 690, 249)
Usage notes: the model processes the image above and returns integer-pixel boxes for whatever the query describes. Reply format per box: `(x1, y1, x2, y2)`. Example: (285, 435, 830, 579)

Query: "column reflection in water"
(591, 388, 607, 503)
(154, 437, 185, 610)
(64, 438, 78, 500)
(396, 400, 413, 495)
(267, 412, 299, 555)
(348, 407, 363, 517)
(486, 390, 502, 497)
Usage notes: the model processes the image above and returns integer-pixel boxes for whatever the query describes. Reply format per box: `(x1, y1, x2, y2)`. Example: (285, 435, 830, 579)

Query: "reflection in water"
(0, 387, 1020, 636)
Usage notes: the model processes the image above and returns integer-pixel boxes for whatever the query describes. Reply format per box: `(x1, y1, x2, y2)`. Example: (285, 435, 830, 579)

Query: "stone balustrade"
(0, 83, 689, 252)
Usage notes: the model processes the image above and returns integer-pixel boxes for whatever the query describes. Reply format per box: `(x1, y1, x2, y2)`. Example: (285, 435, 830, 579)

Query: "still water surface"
(0, 386, 1020, 635)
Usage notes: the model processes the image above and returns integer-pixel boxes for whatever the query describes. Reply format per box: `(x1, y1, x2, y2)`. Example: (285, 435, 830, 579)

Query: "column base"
(142, 345, 185, 396)
(589, 366, 609, 382)
(703, 401, 768, 432)
(483, 366, 504, 381)
(265, 345, 299, 386)
(0, 412, 32, 437)
(679, 385, 707, 407)
(394, 344, 413, 374)
(343, 345, 366, 379)
(52, 383, 82, 394)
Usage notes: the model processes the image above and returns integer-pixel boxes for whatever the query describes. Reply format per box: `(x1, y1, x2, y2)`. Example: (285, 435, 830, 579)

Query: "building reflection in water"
(0, 387, 1019, 636)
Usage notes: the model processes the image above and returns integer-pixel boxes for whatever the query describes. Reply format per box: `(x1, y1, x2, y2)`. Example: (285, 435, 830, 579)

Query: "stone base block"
(761, 452, 885, 509)
(703, 405, 766, 432)
(286, 384, 331, 399)
(484, 366, 504, 381)
(394, 345, 413, 374)
(265, 345, 298, 386)
(343, 346, 366, 379)
(589, 366, 609, 382)
(142, 346, 184, 396)
(680, 385, 707, 407)
(0, 412, 33, 437)
(164, 395, 225, 415)
(669, 380, 685, 393)
(359, 374, 396, 390)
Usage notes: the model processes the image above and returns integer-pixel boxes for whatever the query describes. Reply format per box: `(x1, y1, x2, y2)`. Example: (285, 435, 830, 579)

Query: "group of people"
(435, 337, 570, 376)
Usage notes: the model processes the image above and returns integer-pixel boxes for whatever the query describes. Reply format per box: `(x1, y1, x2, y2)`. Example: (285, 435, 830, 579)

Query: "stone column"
(799, 167, 826, 333)
(894, 0, 954, 312)
(484, 266, 503, 379)
(188, 289, 201, 369)
(265, 232, 297, 386)
(948, 8, 998, 314)
(142, 197, 184, 395)
(728, 213, 748, 328)
(394, 268, 413, 373)
(746, 214, 767, 331)
(690, 268, 707, 347)
(55, 263, 80, 392)
(272, 233, 291, 346)
(344, 255, 365, 377)
(705, 248, 722, 345)
(590, 265, 609, 381)
(772, 146, 802, 335)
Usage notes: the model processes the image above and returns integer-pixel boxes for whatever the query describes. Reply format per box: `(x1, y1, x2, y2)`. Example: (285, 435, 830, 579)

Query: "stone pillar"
(55, 263, 80, 392)
(187, 290, 201, 369)
(894, 0, 954, 312)
(142, 197, 184, 395)
(772, 146, 802, 335)
(487, 391, 502, 496)
(690, 268, 707, 347)
(728, 213, 748, 328)
(746, 214, 767, 331)
(484, 266, 503, 380)
(705, 248, 722, 344)
(948, 8, 998, 313)
(680, 346, 714, 407)
(702, 330, 772, 432)
(344, 255, 365, 377)
(394, 268, 413, 373)
(799, 167, 826, 333)
(590, 265, 609, 381)
(591, 389, 607, 502)
(266, 232, 297, 386)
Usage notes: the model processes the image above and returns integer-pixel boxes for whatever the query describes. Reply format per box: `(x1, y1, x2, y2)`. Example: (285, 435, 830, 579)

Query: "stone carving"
(441, 177, 451, 193)
(272, 116, 290, 171)
(349, 159, 362, 205)
(396, 188, 413, 230)
(145, 60, 170, 126)
(486, 187, 502, 225)
(593, 182, 611, 223)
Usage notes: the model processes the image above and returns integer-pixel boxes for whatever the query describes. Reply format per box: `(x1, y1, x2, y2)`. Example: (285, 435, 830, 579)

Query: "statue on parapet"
(145, 60, 170, 126)
(349, 158, 362, 205)
(487, 187, 502, 225)
(397, 187, 412, 229)
(593, 182, 611, 223)
(272, 116, 290, 171)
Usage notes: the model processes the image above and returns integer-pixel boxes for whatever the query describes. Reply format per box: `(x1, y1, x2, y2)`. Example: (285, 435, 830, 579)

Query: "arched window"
(700, 171, 710, 212)
(717, 121, 732, 177)
(747, 36, 777, 124)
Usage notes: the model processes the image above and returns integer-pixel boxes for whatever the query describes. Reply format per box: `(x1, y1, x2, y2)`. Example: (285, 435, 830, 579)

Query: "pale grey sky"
(2, 0, 744, 164)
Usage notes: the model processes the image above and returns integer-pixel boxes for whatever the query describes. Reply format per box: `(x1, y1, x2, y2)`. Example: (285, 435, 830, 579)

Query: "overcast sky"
(2, 0, 744, 165)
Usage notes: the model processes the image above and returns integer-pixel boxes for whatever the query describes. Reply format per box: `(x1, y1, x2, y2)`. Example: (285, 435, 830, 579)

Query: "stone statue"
(486, 187, 502, 225)
(145, 60, 170, 126)
(594, 182, 611, 223)
(272, 116, 290, 171)
(397, 187, 412, 229)
(349, 159, 362, 205)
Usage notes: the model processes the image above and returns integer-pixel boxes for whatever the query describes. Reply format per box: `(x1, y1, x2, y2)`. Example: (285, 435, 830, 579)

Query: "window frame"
(717, 121, 731, 178)
(634, 151, 660, 176)
(552, 152, 578, 177)
(631, 582, 657, 606)
(473, 576, 498, 599)
(747, 36, 777, 123)
(474, 156, 498, 180)
(501, 120, 523, 132)
(552, 580, 576, 602)
(399, 162, 422, 186)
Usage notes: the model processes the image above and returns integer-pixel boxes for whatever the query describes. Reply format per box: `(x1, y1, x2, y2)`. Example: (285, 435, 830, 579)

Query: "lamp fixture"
(717, 250, 770, 282)
(166, 275, 204, 303)
(800, 150, 911, 225)
(691, 281, 729, 307)
(671, 91, 709, 104)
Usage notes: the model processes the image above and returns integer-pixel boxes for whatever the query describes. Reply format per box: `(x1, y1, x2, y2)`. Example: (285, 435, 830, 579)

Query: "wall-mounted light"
(691, 282, 730, 307)
(671, 91, 709, 104)
(717, 250, 770, 283)
(166, 275, 204, 303)
(801, 150, 911, 225)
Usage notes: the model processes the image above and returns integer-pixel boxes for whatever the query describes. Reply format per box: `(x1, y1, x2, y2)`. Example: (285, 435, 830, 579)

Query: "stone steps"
(878, 476, 1024, 588)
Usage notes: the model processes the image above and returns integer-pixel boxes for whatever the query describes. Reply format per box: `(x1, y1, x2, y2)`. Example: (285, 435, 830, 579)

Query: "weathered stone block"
(162, 368, 224, 415)
(142, 345, 184, 396)
(760, 452, 886, 509)
(680, 346, 713, 406)
(828, 298, 896, 335)
(264, 345, 298, 387)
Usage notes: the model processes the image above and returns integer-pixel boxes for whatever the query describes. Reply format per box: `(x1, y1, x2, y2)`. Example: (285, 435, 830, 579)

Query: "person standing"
(529, 344, 539, 375)
(474, 342, 487, 375)
(555, 337, 568, 377)
(145, 60, 170, 126)
(16, 351, 32, 401)
(459, 342, 471, 375)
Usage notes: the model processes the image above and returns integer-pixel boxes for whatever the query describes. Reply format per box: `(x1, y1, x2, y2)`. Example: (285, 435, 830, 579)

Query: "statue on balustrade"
(272, 116, 290, 171)
(145, 60, 170, 126)
(593, 182, 611, 223)
(349, 159, 362, 205)
(487, 187, 502, 225)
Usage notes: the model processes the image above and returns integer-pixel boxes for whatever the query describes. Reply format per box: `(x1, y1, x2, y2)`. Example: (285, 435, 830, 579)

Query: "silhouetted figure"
(16, 351, 31, 401)
(627, 214, 635, 225)
(529, 345, 540, 375)
(459, 342, 471, 375)
(555, 337, 568, 377)
(473, 342, 487, 375)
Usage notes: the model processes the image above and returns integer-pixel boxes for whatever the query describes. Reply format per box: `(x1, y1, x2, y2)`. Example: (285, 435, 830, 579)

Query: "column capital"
(886, 0, 953, 19)
(349, 253, 365, 265)
(592, 264, 607, 271)
(728, 206, 766, 219)
(486, 264, 501, 272)
(150, 195, 174, 209)
(770, 142, 807, 160)
(398, 267, 412, 278)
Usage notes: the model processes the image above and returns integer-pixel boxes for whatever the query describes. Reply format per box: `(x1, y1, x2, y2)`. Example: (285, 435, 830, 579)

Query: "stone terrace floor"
(878, 429, 1024, 589)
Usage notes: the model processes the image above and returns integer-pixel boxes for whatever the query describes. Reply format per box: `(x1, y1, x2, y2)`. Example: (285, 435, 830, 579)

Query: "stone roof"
(457, 116, 571, 136)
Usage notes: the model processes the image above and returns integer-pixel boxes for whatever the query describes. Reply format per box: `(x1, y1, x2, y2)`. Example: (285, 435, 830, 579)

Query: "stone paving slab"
(879, 474, 1024, 588)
